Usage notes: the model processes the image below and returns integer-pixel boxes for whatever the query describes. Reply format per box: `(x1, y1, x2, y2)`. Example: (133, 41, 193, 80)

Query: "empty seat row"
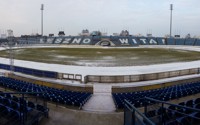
(112, 81, 200, 109)
(0, 76, 92, 108)
(145, 105, 200, 125)
(178, 98, 200, 108)
(0, 91, 49, 125)
(0, 92, 48, 115)
(0, 104, 21, 125)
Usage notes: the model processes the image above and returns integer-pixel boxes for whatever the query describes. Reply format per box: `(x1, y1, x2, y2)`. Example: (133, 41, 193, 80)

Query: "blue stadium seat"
(36, 104, 49, 117)
(175, 38, 185, 45)
(146, 110, 156, 118)
(112, 81, 200, 109)
(186, 100, 193, 107)
(194, 98, 200, 104)
(194, 39, 200, 46)
(11, 101, 20, 110)
(185, 38, 195, 45)
(167, 38, 175, 45)
(27, 101, 35, 109)
(0, 76, 92, 109)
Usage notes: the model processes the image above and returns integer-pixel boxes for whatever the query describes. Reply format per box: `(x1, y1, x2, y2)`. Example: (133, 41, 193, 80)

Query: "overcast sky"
(0, 0, 200, 37)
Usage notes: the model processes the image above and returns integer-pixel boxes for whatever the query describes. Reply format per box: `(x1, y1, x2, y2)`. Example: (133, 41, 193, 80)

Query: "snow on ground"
(0, 45, 200, 78)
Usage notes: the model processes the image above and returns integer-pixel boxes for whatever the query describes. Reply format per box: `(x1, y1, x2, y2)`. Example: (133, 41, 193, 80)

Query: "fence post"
(84, 76, 88, 83)
(132, 109, 135, 125)
(124, 106, 126, 125)
(144, 99, 147, 116)
(161, 103, 165, 125)
(124, 105, 135, 125)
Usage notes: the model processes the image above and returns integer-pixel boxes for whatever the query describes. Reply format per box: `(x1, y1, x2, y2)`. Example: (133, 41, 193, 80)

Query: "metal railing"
(124, 99, 155, 125)
(124, 97, 200, 125)
(0, 92, 47, 125)
(144, 97, 200, 125)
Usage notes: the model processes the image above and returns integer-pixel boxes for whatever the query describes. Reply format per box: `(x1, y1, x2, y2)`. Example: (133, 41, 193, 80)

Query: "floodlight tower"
(7, 30, 15, 74)
(170, 4, 173, 38)
(41, 4, 44, 36)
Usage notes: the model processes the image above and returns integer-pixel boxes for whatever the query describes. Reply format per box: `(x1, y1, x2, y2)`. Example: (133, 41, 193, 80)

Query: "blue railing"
(124, 97, 200, 125)
(124, 99, 155, 125)
(0, 63, 58, 79)
(144, 97, 200, 125)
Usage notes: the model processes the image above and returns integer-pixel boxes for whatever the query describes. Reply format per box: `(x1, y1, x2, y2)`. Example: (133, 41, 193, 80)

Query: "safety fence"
(143, 97, 200, 125)
(0, 63, 57, 78)
(112, 75, 200, 93)
(1, 63, 199, 85)
(124, 97, 200, 125)
(0, 92, 48, 125)
(0, 63, 82, 82)
(84, 68, 200, 83)
(124, 99, 155, 125)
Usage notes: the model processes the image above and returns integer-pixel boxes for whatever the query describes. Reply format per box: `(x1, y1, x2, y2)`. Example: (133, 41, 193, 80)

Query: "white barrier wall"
(84, 68, 200, 83)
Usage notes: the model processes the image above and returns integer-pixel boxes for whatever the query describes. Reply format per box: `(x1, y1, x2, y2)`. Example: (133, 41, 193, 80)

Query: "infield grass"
(0, 47, 200, 66)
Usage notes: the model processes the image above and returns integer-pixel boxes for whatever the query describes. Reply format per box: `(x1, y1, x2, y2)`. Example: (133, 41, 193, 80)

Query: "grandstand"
(1, 35, 200, 46)
(113, 81, 200, 109)
(0, 77, 92, 108)
(18, 36, 200, 46)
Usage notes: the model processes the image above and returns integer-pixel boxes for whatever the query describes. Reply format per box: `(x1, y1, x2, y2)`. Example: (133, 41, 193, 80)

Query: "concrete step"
(82, 93, 116, 112)
(82, 83, 116, 112)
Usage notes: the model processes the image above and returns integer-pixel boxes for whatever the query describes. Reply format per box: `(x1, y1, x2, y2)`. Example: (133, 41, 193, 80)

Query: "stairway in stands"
(82, 84, 116, 112)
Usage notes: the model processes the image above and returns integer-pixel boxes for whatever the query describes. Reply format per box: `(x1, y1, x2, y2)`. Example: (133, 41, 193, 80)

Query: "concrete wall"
(85, 68, 200, 83)
(112, 77, 200, 93)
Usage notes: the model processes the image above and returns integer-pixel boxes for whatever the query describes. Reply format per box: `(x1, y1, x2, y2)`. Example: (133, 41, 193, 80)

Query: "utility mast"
(170, 4, 173, 38)
(7, 30, 15, 74)
(41, 4, 44, 36)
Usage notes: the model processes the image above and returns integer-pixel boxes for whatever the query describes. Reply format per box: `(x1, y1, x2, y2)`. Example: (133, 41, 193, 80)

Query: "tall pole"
(170, 4, 173, 38)
(7, 30, 15, 75)
(41, 4, 44, 36)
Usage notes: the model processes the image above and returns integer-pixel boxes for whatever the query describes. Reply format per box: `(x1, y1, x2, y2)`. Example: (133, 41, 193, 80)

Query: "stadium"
(1, 0, 200, 124)
(1, 33, 200, 125)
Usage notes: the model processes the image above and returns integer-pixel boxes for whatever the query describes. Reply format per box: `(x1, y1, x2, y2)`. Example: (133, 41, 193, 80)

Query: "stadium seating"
(167, 38, 175, 45)
(144, 98, 200, 125)
(147, 37, 158, 45)
(91, 36, 101, 45)
(4, 35, 200, 47)
(185, 38, 196, 45)
(112, 81, 200, 109)
(115, 37, 133, 46)
(175, 38, 185, 45)
(156, 37, 166, 45)
(138, 37, 148, 45)
(0, 91, 48, 125)
(194, 39, 200, 46)
(0, 76, 92, 109)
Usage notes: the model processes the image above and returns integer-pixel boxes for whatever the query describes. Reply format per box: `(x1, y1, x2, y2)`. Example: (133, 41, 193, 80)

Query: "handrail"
(145, 97, 200, 112)
(124, 99, 155, 125)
